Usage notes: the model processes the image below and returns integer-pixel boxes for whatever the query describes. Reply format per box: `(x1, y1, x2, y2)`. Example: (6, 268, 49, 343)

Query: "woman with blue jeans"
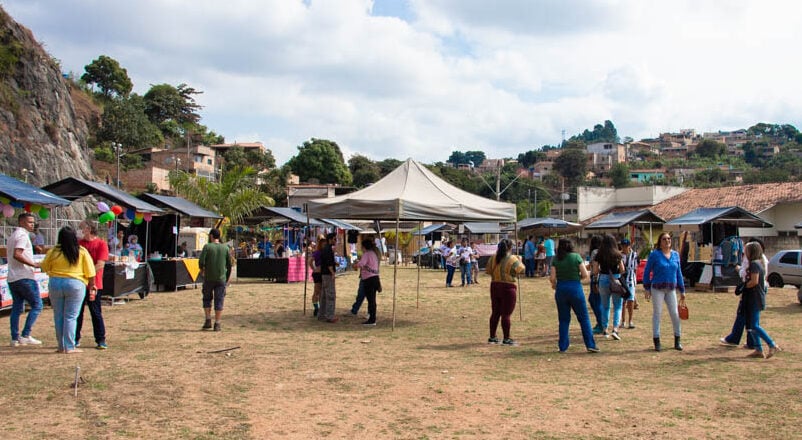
(741, 242, 781, 359)
(550, 238, 598, 353)
(642, 232, 685, 352)
(593, 234, 625, 340)
(40, 226, 96, 354)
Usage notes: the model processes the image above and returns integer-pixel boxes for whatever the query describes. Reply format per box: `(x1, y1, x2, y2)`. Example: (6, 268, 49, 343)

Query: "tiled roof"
(652, 182, 802, 220)
(581, 182, 802, 225)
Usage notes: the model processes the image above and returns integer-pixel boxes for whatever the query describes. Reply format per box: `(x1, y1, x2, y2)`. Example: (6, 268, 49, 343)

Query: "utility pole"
(112, 142, 122, 188)
(495, 161, 501, 201)
(561, 178, 565, 220)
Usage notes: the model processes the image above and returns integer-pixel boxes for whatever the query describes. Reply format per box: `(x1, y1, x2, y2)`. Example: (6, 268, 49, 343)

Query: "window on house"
(207, 159, 212, 165)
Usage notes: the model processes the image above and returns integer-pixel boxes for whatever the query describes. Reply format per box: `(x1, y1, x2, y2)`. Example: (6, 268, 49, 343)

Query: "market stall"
(42, 177, 163, 295)
(101, 261, 152, 300)
(149, 258, 203, 291)
(664, 206, 772, 289)
(0, 173, 71, 309)
(584, 209, 666, 250)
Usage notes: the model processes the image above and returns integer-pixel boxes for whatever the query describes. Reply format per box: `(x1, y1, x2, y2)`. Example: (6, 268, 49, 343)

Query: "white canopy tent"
(306, 158, 517, 329)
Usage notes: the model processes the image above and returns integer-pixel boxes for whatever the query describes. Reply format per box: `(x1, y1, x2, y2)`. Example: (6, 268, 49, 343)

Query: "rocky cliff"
(0, 7, 100, 187)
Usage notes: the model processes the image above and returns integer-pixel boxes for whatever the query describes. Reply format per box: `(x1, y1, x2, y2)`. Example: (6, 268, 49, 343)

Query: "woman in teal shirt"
(550, 238, 599, 353)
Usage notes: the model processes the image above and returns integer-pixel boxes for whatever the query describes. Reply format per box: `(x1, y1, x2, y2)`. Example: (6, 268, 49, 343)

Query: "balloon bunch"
(0, 197, 50, 219)
(97, 202, 154, 224)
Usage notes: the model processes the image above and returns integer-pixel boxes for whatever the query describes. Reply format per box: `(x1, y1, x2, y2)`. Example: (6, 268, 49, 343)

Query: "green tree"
(553, 148, 587, 187)
(348, 155, 381, 188)
(81, 55, 133, 99)
(609, 163, 630, 188)
(287, 138, 352, 185)
(376, 158, 403, 177)
(693, 139, 727, 158)
(517, 149, 547, 168)
(168, 166, 273, 224)
(428, 163, 480, 194)
(574, 120, 619, 144)
(691, 168, 729, 187)
(96, 94, 163, 150)
(143, 83, 203, 127)
(221, 147, 276, 173)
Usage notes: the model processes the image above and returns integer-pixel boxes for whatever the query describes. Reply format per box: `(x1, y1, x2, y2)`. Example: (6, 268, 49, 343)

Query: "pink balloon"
(143, 213, 153, 222)
(2, 204, 14, 218)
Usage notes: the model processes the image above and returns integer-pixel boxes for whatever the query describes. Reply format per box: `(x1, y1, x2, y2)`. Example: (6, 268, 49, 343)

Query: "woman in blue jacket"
(643, 232, 685, 352)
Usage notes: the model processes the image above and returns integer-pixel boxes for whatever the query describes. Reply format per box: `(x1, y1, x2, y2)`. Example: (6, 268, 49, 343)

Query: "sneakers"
(611, 331, 621, 341)
(19, 336, 42, 346)
(488, 337, 500, 344)
(587, 347, 600, 353)
(627, 322, 635, 329)
(592, 326, 603, 335)
(10, 340, 19, 347)
(719, 337, 738, 347)
(202, 318, 212, 330)
(362, 320, 376, 326)
(213, 322, 221, 332)
(96, 342, 108, 350)
(502, 338, 518, 346)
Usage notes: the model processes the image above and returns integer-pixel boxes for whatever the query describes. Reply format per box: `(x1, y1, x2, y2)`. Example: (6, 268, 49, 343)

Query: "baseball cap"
(620, 238, 631, 245)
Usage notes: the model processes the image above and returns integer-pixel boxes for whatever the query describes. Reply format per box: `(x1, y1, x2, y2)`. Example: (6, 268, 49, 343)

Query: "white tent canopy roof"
(306, 158, 516, 222)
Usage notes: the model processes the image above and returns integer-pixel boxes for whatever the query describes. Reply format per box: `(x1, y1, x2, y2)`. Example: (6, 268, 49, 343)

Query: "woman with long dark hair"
(40, 225, 96, 353)
(593, 234, 626, 340)
(551, 238, 599, 353)
(741, 242, 781, 359)
(587, 235, 603, 333)
(485, 239, 525, 345)
(643, 232, 685, 351)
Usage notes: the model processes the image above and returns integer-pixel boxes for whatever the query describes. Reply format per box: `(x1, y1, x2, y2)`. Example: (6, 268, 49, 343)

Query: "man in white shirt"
(7, 212, 43, 346)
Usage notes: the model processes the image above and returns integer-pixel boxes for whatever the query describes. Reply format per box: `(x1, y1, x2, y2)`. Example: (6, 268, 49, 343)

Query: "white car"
(766, 250, 802, 288)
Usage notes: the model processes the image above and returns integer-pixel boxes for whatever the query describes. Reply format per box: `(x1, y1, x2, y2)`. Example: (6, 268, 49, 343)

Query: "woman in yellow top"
(485, 239, 525, 346)
(40, 225, 96, 354)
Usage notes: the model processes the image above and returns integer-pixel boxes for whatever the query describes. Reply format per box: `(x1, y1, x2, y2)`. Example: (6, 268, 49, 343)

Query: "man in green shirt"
(199, 228, 232, 331)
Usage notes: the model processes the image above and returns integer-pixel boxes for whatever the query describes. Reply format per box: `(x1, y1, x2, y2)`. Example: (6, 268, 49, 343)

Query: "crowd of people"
(4, 213, 781, 359)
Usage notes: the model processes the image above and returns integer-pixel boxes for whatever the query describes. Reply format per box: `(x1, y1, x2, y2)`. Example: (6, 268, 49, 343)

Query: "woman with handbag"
(593, 234, 626, 341)
(741, 242, 781, 359)
(643, 232, 685, 352)
(586, 235, 604, 334)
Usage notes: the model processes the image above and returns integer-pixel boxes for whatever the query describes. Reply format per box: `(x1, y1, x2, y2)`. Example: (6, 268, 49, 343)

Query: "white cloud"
(3, 0, 802, 166)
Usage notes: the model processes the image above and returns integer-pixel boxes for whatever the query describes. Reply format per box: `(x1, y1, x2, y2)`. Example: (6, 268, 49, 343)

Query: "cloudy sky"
(3, 0, 801, 166)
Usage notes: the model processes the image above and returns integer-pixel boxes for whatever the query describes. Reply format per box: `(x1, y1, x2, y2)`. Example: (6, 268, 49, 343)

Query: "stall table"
(236, 256, 312, 283)
(101, 262, 151, 301)
(1, 260, 49, 310)
(149, 258, 203, 291)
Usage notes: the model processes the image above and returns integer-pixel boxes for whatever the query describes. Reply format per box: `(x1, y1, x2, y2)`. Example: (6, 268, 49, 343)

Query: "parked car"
(766, 250, 802, 288)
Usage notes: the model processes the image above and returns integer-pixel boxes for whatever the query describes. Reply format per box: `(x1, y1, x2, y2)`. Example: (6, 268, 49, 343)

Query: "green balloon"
(133, 216, 143, 224)
(38, 207, 50, 219)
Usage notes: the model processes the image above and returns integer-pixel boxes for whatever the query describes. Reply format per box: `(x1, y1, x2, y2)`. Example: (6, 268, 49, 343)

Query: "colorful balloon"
(111, 205, 123, 216)
(38, 207, 50, 219)
(97, 202, 110, 212)
(10, 200, 23, 208)
(133, 216, 143, 225)
(2, 204, 13, 218)
(30, 204, 41, 213)
(135, 212, 144, 219)
(125, 208, 135, 220)
(99, 211, 115, 223)
(0, 196, 9, 204)
(143, 213, 153, 222)
(23, 203, 31, 212)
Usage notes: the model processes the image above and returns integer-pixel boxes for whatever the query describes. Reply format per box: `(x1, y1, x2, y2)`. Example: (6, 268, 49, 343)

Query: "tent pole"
(392, 217, 399, 331)
(303, 203, 309, 316)
(416, 220, 421, 309)
(516, 220, 522, 321)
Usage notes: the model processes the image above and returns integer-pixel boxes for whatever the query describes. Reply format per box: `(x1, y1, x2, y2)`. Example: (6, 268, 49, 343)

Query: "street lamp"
(21, 168, 34, 183)
(112, 142, 123, 188)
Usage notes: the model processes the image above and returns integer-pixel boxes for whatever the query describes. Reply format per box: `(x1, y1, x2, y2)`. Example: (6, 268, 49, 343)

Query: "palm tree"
(168, 165, 273, 225)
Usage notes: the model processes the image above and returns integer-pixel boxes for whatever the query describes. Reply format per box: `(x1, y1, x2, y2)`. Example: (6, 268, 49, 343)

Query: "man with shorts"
(199, 228, 232, 331)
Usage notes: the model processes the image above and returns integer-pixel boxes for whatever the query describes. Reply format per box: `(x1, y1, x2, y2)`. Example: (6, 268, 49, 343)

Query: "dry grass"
(1, 266, 801, 439)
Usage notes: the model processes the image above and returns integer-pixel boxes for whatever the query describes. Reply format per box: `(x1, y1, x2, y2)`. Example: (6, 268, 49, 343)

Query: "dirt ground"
(1, 266, 800, 439)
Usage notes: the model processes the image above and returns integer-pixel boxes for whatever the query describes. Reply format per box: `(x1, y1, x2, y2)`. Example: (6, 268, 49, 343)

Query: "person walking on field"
(76, 220, 109, 349)
(199, 228, 232, 332)
(642, 232, 685, 352)
(7, 213, 44, 347)
(318, 232, 339, 323)
(543, 236, 555, 276)
(551, 238, 599, 353)
(486, 239, 525, 346)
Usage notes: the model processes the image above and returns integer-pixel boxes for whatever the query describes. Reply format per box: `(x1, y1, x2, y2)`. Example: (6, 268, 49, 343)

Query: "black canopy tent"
(584, 209, 666, 248)
(137, 193, 222, 258)
(665, 206, 772, 287)
(42, 177, 163, 256)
